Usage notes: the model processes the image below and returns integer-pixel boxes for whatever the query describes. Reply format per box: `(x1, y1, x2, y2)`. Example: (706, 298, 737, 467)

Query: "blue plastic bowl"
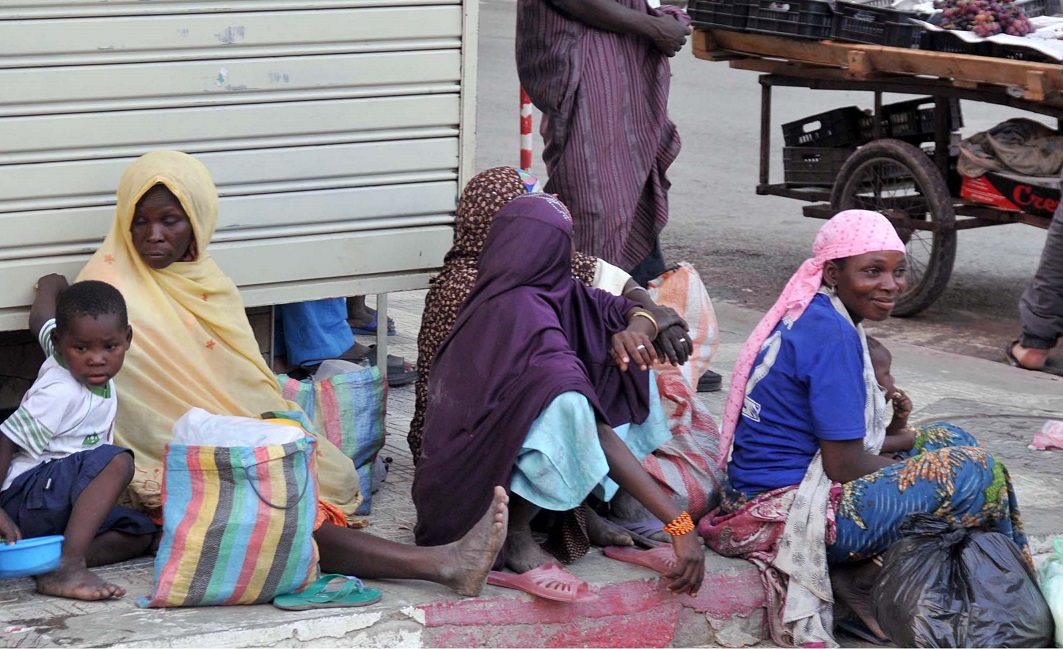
(0, 535, 63, 578)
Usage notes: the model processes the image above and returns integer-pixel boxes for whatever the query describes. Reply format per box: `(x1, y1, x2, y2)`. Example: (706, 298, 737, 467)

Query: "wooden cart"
(694, 29, 1060, 315)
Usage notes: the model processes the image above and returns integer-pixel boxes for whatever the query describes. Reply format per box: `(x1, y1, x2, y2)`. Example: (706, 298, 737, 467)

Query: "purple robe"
(412, 194, 651, 550)
(515, 0, 683, 270)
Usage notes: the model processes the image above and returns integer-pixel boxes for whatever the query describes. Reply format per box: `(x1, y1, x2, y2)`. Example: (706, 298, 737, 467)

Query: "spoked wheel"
(830, 139, 957, 317)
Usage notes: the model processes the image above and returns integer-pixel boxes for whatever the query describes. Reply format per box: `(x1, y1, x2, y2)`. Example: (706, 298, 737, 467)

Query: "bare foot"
(36, 564, 125, 601)
(503, 528, 556, 574)
(1011, 343, 1048, 370)
(583, 505, 633, 547)
(441, 486, 509, 596)
(831, 563, 888, 642)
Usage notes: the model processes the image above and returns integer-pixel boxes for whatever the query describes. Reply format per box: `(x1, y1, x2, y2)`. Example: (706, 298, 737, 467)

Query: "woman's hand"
(611, 326, 658, 372)
(647, 13, 690, 56)
(655, 323, 692, 366)
(666, 531, 704, 595)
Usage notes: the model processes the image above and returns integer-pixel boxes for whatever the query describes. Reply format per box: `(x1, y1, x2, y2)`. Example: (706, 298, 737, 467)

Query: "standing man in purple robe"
(516, 0, 691, 287)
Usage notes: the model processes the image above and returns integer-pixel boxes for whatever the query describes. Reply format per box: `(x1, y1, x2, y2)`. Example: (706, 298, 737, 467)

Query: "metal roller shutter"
(0, 0, 476, 330)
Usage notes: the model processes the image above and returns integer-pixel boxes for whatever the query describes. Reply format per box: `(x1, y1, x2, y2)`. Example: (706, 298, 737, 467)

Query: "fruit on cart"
(935, 0, 1033, 36)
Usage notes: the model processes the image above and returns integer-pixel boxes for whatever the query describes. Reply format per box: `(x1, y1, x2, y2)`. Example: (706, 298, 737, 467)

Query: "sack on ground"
(871, 513, 1053, 647)
(1039, 538, 1063, 647)
(647, 262, 719, 389)
(280, 362, 386, 515)
(142, 408, 320, 607)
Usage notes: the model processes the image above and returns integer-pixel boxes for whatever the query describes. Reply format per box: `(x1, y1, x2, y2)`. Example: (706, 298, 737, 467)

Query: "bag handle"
(241, 459, 312, 510)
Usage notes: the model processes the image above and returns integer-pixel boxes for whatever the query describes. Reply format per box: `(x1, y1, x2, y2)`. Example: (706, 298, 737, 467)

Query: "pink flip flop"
(603, 545, 679, 576)
(486, 562, 596, 602)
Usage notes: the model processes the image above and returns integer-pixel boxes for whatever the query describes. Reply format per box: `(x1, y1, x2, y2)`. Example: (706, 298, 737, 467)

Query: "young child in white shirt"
(866, 336, 917, 456)
(0, 275, 156, 601)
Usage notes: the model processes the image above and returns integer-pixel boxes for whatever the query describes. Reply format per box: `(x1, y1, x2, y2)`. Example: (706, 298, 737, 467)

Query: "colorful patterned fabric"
(516, 0, 683, 269)
(146, 436, 320, 607)
(700, 423, 1030, 646)
(831, 423, 1030, 566)
(280, 366, 386, 515)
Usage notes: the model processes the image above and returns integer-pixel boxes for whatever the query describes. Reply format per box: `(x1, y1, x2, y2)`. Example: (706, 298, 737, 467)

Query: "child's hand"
(34, 273, 68, 297)
(0, 509, 21, 545)
(890, 388, 912, 421)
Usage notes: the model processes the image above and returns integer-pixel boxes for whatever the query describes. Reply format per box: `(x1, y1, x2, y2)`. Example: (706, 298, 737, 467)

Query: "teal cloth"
(511, 372, 669, 511)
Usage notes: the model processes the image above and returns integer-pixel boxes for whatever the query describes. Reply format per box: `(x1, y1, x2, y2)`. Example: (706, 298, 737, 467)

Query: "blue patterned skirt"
(828, 423, 1030, 566)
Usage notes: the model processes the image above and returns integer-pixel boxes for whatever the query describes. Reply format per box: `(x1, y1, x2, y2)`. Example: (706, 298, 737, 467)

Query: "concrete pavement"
(3, 291, 1060, 648)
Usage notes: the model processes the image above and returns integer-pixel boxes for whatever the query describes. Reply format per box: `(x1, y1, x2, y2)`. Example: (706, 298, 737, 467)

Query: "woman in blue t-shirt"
(701, 210, 1030, 646)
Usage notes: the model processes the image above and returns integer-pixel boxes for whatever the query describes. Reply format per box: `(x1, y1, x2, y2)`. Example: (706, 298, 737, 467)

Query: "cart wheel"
(830, 139, 957, 318)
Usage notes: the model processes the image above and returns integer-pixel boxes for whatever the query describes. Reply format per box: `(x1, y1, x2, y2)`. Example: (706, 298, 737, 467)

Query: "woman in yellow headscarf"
(78, 150, 507, 593)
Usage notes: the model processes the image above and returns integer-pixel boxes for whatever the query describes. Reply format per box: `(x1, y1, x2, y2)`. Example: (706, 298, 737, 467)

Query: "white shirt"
(592, 259, 633, 296)
(0, 319, 118, 491)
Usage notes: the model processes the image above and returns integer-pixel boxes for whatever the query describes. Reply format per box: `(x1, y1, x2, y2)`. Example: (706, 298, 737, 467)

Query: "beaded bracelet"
(631, 310, 659, 338)
(663, 511, 694, 537)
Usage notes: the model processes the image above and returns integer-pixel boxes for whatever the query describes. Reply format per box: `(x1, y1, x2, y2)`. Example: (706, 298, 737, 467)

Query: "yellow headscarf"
(78, 151, 362, 522)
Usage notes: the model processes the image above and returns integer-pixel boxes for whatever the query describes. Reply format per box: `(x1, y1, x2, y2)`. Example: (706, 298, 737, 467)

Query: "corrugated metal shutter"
(0, 0, 476, 330)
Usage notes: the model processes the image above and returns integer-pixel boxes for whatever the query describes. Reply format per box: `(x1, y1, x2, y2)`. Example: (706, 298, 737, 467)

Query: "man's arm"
(548, 0, 690, 56)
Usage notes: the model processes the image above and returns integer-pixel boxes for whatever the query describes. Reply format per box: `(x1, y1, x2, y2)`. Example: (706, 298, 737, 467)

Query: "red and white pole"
(520, 87, 533, 171)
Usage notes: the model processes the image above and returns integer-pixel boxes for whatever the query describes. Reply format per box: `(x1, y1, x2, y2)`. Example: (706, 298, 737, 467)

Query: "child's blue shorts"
(0, 444, 157, 539)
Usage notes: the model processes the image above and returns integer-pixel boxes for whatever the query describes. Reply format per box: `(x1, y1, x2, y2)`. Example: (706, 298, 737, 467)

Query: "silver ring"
(636, 344, 646, 351)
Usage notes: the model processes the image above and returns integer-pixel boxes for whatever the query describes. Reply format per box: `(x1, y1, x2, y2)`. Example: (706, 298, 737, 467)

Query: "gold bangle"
(631, 310, 659, 338)
(663, 511, 694, 537)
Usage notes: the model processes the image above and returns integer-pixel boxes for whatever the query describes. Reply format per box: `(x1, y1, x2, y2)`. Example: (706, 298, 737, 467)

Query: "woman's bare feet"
(831, 562, 888, 642)
(441, 486, 510, 596)
(36, 563, 124, 601)
(503, 528, 556, 574)
(583, 504, 634, 547)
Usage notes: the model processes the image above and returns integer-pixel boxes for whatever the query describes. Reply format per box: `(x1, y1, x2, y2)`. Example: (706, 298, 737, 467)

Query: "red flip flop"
(603, 545, 679, 576)
(486, 562, 596, 602)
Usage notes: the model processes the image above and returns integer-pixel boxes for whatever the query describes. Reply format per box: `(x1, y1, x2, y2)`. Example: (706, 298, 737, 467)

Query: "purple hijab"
(412, 194, 651, 549)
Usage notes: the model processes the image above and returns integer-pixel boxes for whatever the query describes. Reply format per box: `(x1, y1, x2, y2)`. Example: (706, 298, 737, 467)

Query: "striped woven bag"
(280, 365, 386, 515)
(144, 412, 320, 607)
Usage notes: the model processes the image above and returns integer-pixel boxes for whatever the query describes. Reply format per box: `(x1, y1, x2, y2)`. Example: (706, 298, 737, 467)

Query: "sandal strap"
(305, 575, 365, 604)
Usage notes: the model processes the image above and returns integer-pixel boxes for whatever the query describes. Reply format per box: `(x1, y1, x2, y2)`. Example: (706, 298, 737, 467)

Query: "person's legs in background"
(347, 295, 395, 336)
(1012, 203, 1063, 371)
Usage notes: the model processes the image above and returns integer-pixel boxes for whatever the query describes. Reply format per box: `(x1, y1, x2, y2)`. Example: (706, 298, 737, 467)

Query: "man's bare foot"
(36, 564, 125, 601)
(583, 505, 633, 547)
(441, 486, 509, 597)
(831, 563, 888, 642)
(1011, 343, 1048, 371)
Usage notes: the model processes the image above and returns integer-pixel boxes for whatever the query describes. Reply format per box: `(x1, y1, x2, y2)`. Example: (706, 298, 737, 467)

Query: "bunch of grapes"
(935, 0, 1034, 36)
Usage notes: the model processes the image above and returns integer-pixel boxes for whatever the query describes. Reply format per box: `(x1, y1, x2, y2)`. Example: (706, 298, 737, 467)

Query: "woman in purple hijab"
(412, 194, 704, 595)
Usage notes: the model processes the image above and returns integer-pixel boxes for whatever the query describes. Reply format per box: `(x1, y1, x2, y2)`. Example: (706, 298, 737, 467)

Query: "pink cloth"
(720, 210, 906, 445)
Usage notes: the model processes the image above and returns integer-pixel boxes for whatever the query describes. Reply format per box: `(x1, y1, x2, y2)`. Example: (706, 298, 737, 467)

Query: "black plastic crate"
(689, 0, 753, 30)
(832, 0, 922, 47)
(783, 146, 855, 186)
(746, 0, 833, 39)
(920, 30, 992, 57)
(882, 96, 963, 141)
(990, 42, 1060, 62)
(782, 106, 869, 147)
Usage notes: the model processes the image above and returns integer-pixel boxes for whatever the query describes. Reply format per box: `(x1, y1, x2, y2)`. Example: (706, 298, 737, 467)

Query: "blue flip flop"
(350, 314, 396, 337)
(273, 574, 382, 611)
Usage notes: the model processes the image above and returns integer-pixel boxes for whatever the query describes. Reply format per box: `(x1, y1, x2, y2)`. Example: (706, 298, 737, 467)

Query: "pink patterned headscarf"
(720, 210, 906, 447)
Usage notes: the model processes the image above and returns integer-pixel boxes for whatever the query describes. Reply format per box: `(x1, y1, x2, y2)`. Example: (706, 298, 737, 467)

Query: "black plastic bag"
(870, 513, 1054, 647)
